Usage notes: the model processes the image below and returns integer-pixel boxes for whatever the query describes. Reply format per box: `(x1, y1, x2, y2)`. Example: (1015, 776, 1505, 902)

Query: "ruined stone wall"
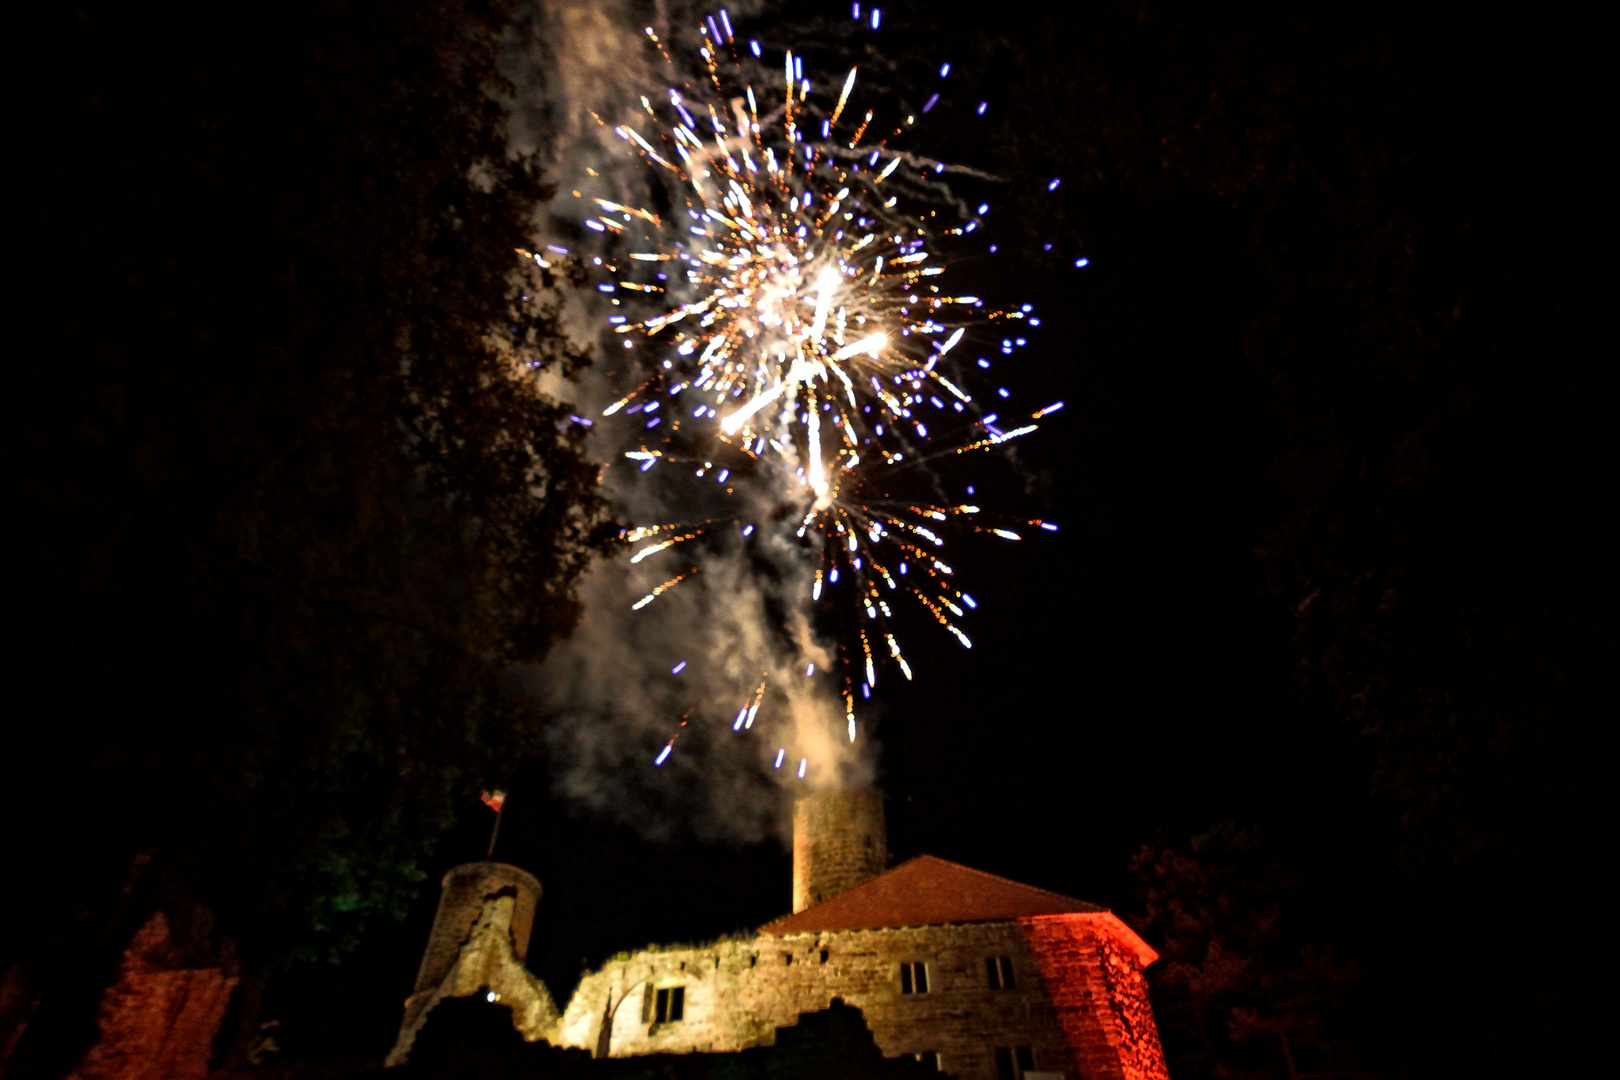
(1018, 916, 1168, 1080)
(555, 921, 1074, 1080)
(792, 791, 888, 913)
(412, 863, 541, 996)
(387, 893, 559, 1066)
(66, 913, 239, 1080)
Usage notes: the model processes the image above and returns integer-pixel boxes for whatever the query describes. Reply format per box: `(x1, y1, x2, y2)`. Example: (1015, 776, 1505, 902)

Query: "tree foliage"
(992, 2, 1612, 1072)
(1131, 827, 1361, 1080)
(997, 0, 1613, 863)
(3, 0, 606, 1002)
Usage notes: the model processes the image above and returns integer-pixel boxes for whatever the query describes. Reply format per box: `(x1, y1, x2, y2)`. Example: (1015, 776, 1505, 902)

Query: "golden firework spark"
(579, 17, 1061, 763)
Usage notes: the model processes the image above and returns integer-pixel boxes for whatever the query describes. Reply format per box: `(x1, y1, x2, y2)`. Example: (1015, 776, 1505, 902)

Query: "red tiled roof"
(759, 855, 1106, 935)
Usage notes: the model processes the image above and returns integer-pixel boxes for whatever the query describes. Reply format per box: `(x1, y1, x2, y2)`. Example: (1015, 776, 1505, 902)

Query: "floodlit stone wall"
(556, 919, 1109, 1080)
(411, 863, 541, 996)
(1019, 916, 1168, 1080)
(387, 860, 1166, 1080)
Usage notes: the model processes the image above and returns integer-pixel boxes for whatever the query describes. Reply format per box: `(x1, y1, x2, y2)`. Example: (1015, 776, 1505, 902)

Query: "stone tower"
(791, 789, 887, 913)
(386, 862, 560, 1066)
(411, 863, 542, 996)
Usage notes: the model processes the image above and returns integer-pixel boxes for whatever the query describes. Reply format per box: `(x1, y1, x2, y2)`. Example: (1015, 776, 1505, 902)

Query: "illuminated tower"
(411, 863, 541, 997)
(792, 789, 887, 913)
(386, 862, 559, 1066)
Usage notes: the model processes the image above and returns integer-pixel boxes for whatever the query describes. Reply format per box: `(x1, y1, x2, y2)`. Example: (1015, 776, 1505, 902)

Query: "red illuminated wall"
(67, 913, 239, 1080)
(1018, 914, 1168, 1080)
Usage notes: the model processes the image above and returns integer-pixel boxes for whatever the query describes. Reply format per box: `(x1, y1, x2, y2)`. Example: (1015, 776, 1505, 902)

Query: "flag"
(481, 789, 506, 812)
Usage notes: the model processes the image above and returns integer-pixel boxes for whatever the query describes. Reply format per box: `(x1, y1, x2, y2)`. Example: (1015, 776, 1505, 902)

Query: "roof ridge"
(896, 854, 1091, 908)
(758, 852, 1106, 936)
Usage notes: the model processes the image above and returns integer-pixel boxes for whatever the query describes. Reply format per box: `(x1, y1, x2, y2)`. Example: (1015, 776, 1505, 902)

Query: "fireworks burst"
(558, 11, 1061, 771)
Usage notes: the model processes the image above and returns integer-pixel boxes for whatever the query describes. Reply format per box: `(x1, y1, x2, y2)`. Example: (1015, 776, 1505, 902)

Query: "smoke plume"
(505, 1, 875, 844)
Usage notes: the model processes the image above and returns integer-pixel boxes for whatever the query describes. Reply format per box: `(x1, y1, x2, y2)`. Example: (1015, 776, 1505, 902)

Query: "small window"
(653, 986, 684, 1024)
(986, 955, 1017, 989)
(913, 1050, 944, 1071)
(899, 961, 929, 994)
(820, 948, 830, 963)
(994, 1046, 1036, 1080)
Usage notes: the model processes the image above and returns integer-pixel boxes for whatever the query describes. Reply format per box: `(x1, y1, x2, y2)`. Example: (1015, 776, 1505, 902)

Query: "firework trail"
(522, 3, 1061, 836)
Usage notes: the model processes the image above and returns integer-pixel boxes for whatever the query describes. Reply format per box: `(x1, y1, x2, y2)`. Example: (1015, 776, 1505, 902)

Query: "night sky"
(6, 2, 1609, 1078)
(265, 124, 1365, 1065)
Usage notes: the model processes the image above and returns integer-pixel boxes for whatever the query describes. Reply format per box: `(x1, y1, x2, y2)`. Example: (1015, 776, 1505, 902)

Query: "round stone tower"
(791, 789, 888, 913)
(411, 862, 542, 996)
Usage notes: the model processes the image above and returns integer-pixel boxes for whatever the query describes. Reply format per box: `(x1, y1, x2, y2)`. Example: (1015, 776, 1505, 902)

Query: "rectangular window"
(652, 986, 684, 1023)
(986, 955, 1017, 989)
(899, 960, 929, 994)
(994, 1046, 1036, 1080)
(913, 1050, 944, 1071)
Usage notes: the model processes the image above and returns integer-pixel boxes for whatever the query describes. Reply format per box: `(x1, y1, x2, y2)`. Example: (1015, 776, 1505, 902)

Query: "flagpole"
(486, 801, 503, 862)
(481, 789, 507, 862)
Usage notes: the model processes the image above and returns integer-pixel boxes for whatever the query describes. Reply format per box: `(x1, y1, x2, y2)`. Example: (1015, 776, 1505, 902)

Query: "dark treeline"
(3, 1, 604, 1075)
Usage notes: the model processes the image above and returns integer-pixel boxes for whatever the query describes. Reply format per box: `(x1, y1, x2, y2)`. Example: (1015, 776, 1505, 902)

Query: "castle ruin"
(389, 791, 1168, 1080)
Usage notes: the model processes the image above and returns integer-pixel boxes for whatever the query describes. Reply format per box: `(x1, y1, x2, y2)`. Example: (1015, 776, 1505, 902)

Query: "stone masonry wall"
(791, 791, 888, 913)
(1017, 916, 1168, 1080)
(387, 894, 559, 1067)
(412, 864, 540, 996)
(555, 921, 1074, 1080)
(65, 913, 239, 1080)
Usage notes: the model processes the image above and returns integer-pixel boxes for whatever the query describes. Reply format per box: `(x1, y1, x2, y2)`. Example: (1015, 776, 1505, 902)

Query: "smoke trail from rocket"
(507, 2, 1044, 842)
(498, 2, 849, 842)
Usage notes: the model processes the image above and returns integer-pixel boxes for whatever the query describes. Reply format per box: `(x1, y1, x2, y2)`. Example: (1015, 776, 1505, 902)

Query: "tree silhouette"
(3, 1, 606, 1074)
